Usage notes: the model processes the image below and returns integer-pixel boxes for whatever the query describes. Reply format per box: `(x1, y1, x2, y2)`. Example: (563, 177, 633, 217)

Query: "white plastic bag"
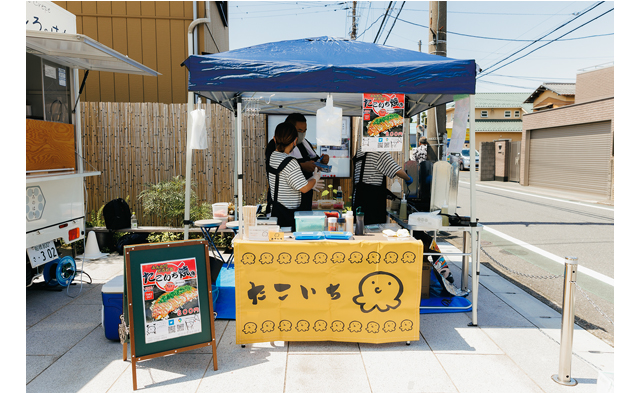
(187, 109, 207, 150)
(316, 95, 342, 146)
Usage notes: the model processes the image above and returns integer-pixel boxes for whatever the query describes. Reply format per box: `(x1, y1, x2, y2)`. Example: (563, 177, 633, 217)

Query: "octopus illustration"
(401, 251, 416, 264)
(241, 253, 256, 265)
(367, 252, 381, 264)
(295, 320, 310, 332)
(331, 252, 345, 264)
(261, 320, 275, 333)
(242, 322, 258, 334)
(349, 251, 363, 264)
(278, 252, 292, 264)
(366, 321, 380, 334)
(295, 252, 310, 264)
(384, 251, 398, 264)
(278, 320, 292, 332)
(330, 320, 345, 332)
(259, 253, 274, 265)
(314, 252, 328, 264)
(353, 271, 404, 313)
(383, 320, 396, 333)
(399, 319, 414, 332)
(313, 320, 328, 332)
(348, 321, 363, 333)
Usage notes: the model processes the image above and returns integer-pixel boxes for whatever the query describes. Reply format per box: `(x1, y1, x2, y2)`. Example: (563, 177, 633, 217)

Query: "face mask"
(297, 133, 305, 144)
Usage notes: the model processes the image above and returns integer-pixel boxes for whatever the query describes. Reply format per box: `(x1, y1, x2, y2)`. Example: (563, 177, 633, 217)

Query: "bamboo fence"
(80, 102, 376, 226)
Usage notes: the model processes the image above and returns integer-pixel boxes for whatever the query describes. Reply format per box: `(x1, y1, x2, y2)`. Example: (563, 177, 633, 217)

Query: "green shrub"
(138, 176, 210, 227)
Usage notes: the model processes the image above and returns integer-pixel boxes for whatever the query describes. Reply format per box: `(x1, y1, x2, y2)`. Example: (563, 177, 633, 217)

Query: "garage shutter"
(529, 122, 611, 198)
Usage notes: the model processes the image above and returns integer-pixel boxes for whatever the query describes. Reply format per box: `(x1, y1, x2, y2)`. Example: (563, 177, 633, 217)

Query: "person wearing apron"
(352, 149, 412, 226)
(267, 122, 324, 230)
(265, 113, 329, 212)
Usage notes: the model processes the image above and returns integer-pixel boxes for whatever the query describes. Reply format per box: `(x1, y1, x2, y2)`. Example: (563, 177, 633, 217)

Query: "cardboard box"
(421, 260, 432, 299)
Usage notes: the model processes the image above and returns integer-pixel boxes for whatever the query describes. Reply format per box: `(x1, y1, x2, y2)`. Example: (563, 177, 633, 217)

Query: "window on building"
(514, 110, 520, 118)
(481, 110, 488, 118)
(504, 110, 511, 118)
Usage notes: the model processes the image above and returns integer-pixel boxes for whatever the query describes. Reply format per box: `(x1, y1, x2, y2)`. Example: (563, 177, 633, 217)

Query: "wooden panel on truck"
(26, 119, 76, 172)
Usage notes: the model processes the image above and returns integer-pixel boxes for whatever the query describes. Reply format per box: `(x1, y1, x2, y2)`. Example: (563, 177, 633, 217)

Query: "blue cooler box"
(102, 275, 123, 341)
(214, 267, 235, 319)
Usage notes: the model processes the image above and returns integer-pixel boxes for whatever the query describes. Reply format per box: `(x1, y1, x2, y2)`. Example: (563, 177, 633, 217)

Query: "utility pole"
(425, 1, 447, 161)
(418, 39, 422, 52)
(350, 1, 357, 40)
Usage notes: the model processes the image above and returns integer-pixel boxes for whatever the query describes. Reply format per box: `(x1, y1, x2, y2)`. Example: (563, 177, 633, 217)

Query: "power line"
(383, 1, 405, 45)
(477, 1, 606, 76)
(373, 2, 394, 44)
(448, 31, 612, 42)
(478, 8, 614, 79)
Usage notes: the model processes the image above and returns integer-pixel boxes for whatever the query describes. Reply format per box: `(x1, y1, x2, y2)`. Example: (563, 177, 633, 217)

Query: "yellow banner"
(234, 236, 423, 344)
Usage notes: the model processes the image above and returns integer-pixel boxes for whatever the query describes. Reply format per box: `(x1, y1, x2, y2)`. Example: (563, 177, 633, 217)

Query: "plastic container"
(430, 161, 452, 211)
(355, 208, 365, 235)
(317, 199, 335, 210)
(336, 186, 343, 203)
(345, 211, 354, 233)
(337, 218, 346, 232)
(328, 217, 337, 231)
(212, 203, 229, 229)
(294, 211, 326, 232)
(102, 275, 123, 341)
(408, 212, 442, 228)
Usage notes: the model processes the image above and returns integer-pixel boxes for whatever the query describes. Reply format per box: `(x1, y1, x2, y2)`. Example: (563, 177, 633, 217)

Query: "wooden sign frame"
(122, 239, 218, 390)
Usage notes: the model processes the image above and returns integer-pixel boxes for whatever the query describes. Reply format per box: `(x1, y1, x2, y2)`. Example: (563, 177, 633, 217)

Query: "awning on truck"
(26, 30, 160, 77)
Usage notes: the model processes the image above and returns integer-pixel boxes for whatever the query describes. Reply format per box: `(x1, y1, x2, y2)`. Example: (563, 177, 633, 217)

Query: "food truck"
(25, 2, 159, 286)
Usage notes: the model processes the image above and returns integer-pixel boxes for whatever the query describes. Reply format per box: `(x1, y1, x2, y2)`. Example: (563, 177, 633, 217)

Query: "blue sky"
(228, 1, 615, 93)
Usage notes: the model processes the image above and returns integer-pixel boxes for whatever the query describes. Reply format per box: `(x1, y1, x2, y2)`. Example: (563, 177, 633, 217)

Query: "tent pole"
(469, 94, 476, 224)
(236, 102, 244, 233)
(183, 8, 211, 240)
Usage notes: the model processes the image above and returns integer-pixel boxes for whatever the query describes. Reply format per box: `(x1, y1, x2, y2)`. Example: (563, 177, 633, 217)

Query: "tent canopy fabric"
(182, 36, 476, 117)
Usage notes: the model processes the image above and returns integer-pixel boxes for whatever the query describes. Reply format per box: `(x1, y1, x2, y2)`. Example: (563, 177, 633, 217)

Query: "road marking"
(460, 181, 614, 212)
(483, 226, 614, 287)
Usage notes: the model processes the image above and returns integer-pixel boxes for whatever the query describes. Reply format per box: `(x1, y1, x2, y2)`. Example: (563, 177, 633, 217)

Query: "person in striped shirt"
(352, 148, 413, 225)
(267, 122, 324, 230)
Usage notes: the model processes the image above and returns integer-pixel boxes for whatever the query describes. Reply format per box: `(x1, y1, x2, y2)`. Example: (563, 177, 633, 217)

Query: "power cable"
(357, 11, 385, 40)
(373, 1, 394, 44)
(478, 7, 614, 79)
(383, 1, 406, 45)
(477, 1, 606, 77)
(447, 31, 612, 42)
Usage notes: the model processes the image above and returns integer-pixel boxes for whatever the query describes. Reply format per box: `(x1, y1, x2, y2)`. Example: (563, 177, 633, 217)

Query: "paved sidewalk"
(26, 241, 613, 393)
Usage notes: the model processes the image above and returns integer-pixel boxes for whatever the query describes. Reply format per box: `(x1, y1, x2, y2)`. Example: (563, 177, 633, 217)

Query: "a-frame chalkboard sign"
(122, 239, 218, 390)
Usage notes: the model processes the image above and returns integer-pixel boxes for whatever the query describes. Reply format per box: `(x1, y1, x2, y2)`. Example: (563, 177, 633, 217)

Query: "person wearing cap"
(267, 122, 324, 230)
(265, 113, 330, 212)
(352, 148, 413, 225)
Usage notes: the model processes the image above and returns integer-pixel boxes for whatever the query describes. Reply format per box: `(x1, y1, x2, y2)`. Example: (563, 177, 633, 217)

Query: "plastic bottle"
(399, 194, 408, 221)
(345, 211, 354, 233)
(131, 212, 138, 229)
(337, 218, 346, 232)
(336, 186, 343, 203)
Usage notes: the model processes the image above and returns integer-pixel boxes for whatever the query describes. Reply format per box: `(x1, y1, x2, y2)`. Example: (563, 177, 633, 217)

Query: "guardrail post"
(552, 257, 579, 386)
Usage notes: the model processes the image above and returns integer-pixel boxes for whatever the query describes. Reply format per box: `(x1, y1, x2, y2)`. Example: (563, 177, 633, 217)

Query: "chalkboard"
(123, 240, 217, 390)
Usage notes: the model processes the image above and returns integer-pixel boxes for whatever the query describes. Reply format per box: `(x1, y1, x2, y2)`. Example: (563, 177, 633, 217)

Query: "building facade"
(520, 65, 614, 201)
(53, 1, 229, 104)
(446, 93, 533, 152)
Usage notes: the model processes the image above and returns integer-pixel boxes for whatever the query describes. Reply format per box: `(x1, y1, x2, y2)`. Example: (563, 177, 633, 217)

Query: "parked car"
(460, 148, 479, 171)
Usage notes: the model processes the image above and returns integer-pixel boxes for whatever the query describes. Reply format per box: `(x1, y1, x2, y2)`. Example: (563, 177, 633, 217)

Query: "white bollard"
(552, 257, 578, 386)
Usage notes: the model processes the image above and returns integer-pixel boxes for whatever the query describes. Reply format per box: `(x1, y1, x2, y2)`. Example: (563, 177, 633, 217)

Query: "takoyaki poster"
(361, 93, 405, 152)
(234, 237, 423, 344)
(140, 258, 202, 344)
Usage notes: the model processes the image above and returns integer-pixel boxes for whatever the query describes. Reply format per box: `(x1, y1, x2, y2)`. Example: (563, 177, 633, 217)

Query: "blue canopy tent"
(182, 36, 482, 322)
(182, 36, 476, 117)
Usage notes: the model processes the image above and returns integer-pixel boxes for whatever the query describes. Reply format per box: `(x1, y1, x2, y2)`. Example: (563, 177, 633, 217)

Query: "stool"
(194, 219, 224, 262)
(225, 221, 239, 267)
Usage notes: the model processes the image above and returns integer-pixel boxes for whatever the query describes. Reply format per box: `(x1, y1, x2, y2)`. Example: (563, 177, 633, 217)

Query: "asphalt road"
(445, 170, 614, 346)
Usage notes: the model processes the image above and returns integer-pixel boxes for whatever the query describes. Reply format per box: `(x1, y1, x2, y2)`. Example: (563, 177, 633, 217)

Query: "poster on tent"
(140, 257, 202, 344)
(361, 93, 405, 152)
